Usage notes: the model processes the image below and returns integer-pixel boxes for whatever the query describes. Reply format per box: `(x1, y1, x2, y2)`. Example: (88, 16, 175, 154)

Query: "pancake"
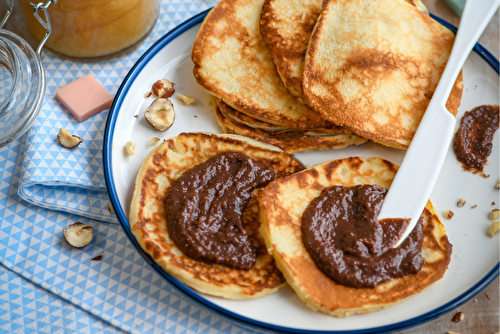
(303, 0, 463, 149)
(260, 0, 429, 102)
(216, 98, 350, 136)
(260, 0, 323, 101)
(192, 0, 332, 130)
(259, 156, 452, 316)
(213, 97, 368, 153)
(129, 132, 304, 299)
(216, 97, 290, 132)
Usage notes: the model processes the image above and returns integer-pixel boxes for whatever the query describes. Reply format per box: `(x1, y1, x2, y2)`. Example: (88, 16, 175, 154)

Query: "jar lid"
(0, 28, 45, 147)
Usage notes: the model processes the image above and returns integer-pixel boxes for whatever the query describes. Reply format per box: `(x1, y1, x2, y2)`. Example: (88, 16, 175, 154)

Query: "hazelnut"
(495, 179, 500, 189)
(57, 127, 83, 148)
(444, 210, 454, 219)
(152, 79, 175, 98)
(177, 94, 196, 106)
(144, 91, 152, 98)
(488, 221, 499, 237)
(488, 209, 499, 220)
(125, 141, 136, 156)
(148, 137, 161, 146)
(457, 198, 466, 207)
(63, 222, 94, 248)
(451, 311, 464, 322)
(144, 98, 175, 131)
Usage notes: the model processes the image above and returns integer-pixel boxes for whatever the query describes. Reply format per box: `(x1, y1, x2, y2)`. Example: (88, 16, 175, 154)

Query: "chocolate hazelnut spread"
(166, 152, 276, 270)
(302, 184, 424, 289)
(453, 105, 499, 177)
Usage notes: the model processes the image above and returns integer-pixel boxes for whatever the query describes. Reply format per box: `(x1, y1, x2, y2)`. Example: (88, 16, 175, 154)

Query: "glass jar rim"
(0, 28, 45, 148)
(0, 0, 54, 148)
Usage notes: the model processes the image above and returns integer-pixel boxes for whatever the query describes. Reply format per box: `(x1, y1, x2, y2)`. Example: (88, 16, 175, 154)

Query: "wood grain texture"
(1, 0, 497, 333)
(399, 279, 499, 334)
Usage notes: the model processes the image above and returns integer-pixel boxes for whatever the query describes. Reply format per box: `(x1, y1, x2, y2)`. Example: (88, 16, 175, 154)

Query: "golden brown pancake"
(259, 156, 452, 316)
(303, 0, 463, 149)
(260, 0, 429, 103)
(192, 0, 332, 129)
(216, 97, 290, 132)
(212, 97, 368, 153)
(216, 97, 353, 136)
(129, 132, 304, 299)
(260, 0, 323, 101)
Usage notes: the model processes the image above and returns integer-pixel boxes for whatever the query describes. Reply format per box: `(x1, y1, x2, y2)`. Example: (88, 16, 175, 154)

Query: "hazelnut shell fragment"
(152, 79, 175, 98)
(444, 210, 454, 219)
(177, 93, 196, 106)
(457, 198, 466, 207)
(125, 141, 136, 156)
(451, 311, 464, 322)
(57, 127, 83, 148)
(488, 221, 499, 237)
(63, 222, 94, 248)
(144, 98, 175, 131)
(488, 208, 499, 220)
(148, 137, 161, 146)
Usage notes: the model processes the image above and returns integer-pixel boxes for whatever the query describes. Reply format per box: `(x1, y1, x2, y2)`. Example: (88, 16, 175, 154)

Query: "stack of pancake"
(192, 0, 368, 153)
(192, 0, 463, 151)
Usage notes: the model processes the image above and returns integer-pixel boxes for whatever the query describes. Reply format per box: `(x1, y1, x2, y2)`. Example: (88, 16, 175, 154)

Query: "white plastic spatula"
(378, 0, 500, 248)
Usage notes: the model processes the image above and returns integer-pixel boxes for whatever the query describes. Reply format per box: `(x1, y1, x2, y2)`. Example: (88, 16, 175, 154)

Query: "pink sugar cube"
(56, 74, 113, 122)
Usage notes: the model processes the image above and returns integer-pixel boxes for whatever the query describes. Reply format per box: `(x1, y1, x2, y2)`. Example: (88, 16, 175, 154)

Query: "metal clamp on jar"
(0, 0, 54, 147)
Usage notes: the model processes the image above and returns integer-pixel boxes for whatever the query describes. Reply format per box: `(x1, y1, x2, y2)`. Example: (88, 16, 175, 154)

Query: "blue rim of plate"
(103, 8, 500, 334)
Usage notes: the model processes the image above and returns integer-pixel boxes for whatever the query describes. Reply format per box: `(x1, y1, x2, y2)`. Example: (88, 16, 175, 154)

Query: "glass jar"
(0, 0, 46, 148)
(22, 0, 160, 61)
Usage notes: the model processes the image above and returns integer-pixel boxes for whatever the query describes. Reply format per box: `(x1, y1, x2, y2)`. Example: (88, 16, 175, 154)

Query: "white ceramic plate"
(103, 10, 499, 333)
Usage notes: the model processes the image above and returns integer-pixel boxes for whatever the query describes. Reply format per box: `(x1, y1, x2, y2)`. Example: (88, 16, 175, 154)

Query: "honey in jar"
(23, 0, 160, 61)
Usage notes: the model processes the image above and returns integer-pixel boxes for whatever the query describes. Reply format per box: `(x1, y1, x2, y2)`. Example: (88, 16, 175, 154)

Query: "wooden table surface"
(2, 1, 498, 334)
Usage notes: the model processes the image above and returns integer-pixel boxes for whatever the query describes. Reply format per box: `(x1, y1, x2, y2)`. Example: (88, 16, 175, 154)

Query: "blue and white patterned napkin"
(18, 89, 117, 223)
(17, 1, 217, 224)
(0, 264, 123, 333)
(1, 2, 267, 333)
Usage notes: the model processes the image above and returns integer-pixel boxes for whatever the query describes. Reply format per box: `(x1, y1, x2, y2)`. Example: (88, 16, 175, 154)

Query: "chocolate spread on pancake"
(166, 152, 276, 270)
(302, 184, 424, 288)
(453, 105, 499, 177)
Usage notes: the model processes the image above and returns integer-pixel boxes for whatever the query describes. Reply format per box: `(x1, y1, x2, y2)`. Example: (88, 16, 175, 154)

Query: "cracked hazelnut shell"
(152, 79, 175, 98)
(144, 98, 175, 131)
(58, 127, 83, 148)
(63, 222, 94, 248)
